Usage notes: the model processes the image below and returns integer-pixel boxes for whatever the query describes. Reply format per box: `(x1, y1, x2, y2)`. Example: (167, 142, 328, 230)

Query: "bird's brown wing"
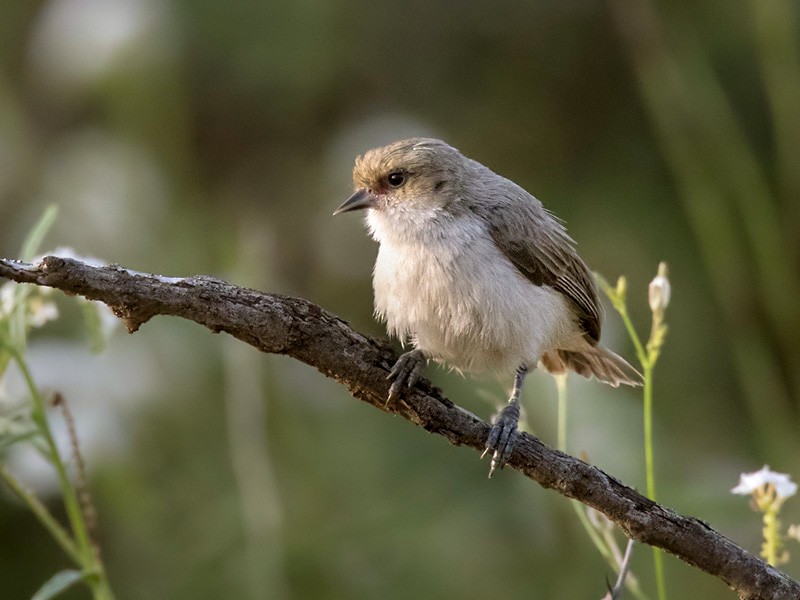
(474, 199, 602, 344)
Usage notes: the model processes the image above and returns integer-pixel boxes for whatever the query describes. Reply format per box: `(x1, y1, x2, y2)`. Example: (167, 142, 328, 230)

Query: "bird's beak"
(333, 189, 378, 215)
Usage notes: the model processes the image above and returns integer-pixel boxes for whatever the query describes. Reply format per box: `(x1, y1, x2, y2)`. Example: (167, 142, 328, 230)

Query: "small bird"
(334, 138, 641, 476)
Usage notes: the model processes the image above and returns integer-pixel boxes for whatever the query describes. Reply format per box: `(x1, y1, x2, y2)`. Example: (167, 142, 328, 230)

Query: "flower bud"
(615, 275, 627, 299)
(648, 262, 670, 313)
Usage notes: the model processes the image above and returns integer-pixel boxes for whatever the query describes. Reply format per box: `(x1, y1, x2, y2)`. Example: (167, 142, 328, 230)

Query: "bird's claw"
(387, 349, 426, 404)
(482, 399, 521, 477)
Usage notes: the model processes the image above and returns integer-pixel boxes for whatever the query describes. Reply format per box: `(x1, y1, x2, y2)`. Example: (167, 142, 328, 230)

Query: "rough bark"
(1, 256, 798, 600)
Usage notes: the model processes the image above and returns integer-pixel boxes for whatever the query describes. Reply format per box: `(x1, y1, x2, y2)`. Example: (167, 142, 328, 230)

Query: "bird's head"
(334, 138, 465, 217)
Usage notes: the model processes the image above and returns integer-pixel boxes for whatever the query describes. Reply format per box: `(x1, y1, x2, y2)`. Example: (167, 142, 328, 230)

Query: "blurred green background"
(1, 0, 799, 598)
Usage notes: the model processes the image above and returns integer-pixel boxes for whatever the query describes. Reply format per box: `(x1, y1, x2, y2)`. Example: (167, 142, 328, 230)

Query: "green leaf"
(0, 426, 39, 454)
(0, 408, 39, 454)
(0, 348, 9, 379)
(31, 569, 88, 600)
(20, 205, 59, 262)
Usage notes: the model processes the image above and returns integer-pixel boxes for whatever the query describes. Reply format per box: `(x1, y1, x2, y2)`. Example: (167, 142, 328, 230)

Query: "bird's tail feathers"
(541, 345, 642, 387)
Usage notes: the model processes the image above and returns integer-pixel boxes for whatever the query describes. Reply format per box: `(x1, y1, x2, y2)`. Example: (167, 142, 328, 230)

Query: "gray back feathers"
(466, 175, 603, 343)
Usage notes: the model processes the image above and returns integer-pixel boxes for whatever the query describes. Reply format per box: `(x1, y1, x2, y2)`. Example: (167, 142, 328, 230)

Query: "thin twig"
(53, 392, 99, 550)
(0, 465, 82, 565)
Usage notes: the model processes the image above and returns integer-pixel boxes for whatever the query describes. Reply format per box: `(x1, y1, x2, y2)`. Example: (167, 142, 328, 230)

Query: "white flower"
(27, 297, 59, 328)
(788, 524, 800, 542)
(0, 283, 13, 318)
(732, 465, 798, 500)
(0, 282, 59, 329)
(648, 261, 671, 313)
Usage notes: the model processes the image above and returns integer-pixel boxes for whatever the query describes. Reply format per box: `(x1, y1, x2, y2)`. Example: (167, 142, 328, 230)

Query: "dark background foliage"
(1, 1, 798, 598)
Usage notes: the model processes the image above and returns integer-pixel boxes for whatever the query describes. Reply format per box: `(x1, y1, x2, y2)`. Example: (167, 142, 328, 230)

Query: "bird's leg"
(482, 364, 528, 477)
(387, 348, 427, 403)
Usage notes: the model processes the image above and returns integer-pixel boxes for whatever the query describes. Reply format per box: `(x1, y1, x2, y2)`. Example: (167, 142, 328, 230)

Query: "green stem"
(604, 287, 665, 599)
(643, 363, 656, 502)
(10, 349, 114, 599)
(0, 466, 82, 565)
(571, 502, 614, 562)
(762, 508, 781, 566)
(556, 374, 650, 600)
(554, 375, 613, 561)
(88, 572, 114, 600)
(616, 306, 648, 367)
(643, 364, 666, 600)
(599, 526, 649, 600)
(12, 350, 93, 558)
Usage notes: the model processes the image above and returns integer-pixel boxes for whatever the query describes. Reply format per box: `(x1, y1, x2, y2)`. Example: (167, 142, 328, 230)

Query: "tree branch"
(1, 256, 797, 600)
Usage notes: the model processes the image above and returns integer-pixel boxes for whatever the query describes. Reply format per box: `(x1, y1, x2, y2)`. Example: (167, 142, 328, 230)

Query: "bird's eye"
(387, 171, 406, 188)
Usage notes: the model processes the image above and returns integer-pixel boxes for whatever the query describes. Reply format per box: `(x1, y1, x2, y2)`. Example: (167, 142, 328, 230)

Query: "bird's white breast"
(366, 207, 577, 375)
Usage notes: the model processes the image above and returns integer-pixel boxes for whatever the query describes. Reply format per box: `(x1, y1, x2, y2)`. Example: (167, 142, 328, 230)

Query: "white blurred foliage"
(3, 340, 160, 495)
(0, 283, 13, 318)
(26, 297, 59, 328)
(0, 282, 58, 328)
(36, 129, 169, 258)
(27, 0, 167, 90)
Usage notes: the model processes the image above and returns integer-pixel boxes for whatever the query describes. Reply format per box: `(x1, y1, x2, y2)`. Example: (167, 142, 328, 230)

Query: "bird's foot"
(481, 399, 521, 477)
(387, 349, 426, 404)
